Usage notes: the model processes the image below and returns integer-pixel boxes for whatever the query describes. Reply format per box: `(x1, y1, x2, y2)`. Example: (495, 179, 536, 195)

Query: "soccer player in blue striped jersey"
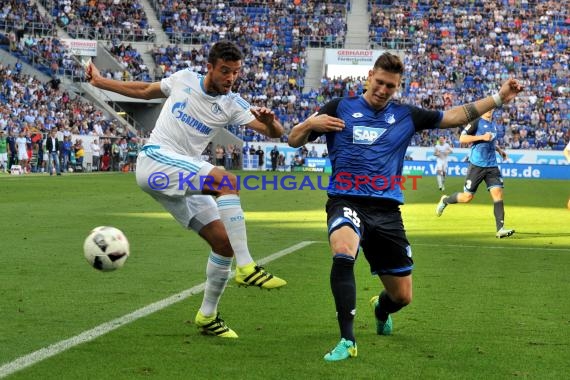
(436, 109, 515, 239)
(288, 52, 523, 361)
(86, 41, 286, 339)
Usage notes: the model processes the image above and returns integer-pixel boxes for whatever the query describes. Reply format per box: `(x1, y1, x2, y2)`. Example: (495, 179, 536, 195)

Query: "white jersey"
(15, 137, 27, 155)
(148, 69, 255, 157)
(435, 142, 452, 162)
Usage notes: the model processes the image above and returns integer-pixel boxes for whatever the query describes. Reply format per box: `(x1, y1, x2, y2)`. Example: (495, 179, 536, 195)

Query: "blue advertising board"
(403, 161, 570, 180)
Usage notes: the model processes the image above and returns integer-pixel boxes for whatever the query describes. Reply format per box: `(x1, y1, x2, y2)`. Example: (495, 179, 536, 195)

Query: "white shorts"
(18, 150, 28, 160)
(435, 159, 448, 173)
(0, 152, 7, 162)
(136, 145, 219, 230)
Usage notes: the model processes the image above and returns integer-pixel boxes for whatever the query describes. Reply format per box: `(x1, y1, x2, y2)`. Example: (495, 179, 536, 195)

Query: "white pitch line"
(0, 241, 316, 379)
(414, 243, 570, 252)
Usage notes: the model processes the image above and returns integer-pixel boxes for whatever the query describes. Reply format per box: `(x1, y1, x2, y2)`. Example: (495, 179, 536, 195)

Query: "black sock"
(330, 255, 356, 343)
(494, 200, 505, 231)
(444, 193, 459, 204)
(375, 290, 406, 322)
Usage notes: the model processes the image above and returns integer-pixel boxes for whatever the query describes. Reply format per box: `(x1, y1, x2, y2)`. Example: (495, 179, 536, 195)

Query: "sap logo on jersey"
(353, 126, 386, 144)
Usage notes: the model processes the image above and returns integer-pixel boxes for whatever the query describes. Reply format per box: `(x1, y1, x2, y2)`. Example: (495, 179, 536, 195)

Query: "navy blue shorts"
(326, 196, 413, 276)
(464, 164, 503, 194)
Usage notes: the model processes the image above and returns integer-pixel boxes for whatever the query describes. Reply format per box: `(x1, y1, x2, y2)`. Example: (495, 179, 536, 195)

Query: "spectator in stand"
(45, 128, 62, 176)
(232, 144, 240, 169)
(308, 146, 319, 158)
(224, 144, 233, 170)
(111, 138, 121, 171)
(277, 153, 286, 169)
(0, 130, 8, 173)
(61, 135, 72, 172)
(74, 139, 85, 171)
(127, 137, 139, 172)
(119, 138, 128, 168)
(6, 130, 17, 171)
(270, 145, 279, 171)
(91, 139, 101, 171)
(15, 130, 28, 173)
(256, 145, 264, 170)
(215, 144, 224, 166)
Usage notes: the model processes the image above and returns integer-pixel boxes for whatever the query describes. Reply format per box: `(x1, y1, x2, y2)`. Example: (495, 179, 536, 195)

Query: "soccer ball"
(83, 226, 130, 271)
(10, 165, 23, 175)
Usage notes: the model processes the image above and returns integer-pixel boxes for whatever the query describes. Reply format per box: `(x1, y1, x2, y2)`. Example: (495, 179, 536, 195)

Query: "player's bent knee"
(215, 173, 239, 196)
(211, 239, 233, 257)
(331, 244, 356, 256)
(400, 294, 412, 306)
(392, 293, 412, 306)
(198, 221, 234, 257)
(388, 288, 412, 306)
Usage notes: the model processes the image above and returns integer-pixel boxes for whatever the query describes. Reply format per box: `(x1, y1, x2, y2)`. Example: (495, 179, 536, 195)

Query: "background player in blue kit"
(436, 109, 515, 238)
(288, 52, 523, 361)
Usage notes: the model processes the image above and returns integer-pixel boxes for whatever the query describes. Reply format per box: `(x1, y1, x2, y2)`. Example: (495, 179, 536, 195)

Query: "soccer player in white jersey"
(434, 136, 452, 191)
(86, 41, 286, 338)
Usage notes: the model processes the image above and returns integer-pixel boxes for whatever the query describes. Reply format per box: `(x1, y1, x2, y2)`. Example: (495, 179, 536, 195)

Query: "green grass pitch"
(0, 172, 568, 379)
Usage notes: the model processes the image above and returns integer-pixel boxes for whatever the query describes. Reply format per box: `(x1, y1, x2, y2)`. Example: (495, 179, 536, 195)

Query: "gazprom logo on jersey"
(171, 100, 213, 135)
(353, 126, 386, 145)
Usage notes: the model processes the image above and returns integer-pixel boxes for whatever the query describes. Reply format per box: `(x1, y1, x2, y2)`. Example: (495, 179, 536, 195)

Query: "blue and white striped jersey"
(148, 69, 254, 157)
(309, 96, 443, 204)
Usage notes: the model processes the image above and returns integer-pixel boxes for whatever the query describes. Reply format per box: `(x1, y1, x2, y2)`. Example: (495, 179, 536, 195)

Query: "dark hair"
(373, 52, 404, 75)
(208, 41, 243, 65)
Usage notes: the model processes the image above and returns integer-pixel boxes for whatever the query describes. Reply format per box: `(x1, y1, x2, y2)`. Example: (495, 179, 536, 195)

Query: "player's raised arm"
(85, 61, 165, 100)
(288, 112, 345, 147)
(439, 78, 523, 128)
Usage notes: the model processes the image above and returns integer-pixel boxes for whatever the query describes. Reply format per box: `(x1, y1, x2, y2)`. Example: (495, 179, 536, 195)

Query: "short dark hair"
(208, 41, 243, 65)
(373, 52, 404, 75)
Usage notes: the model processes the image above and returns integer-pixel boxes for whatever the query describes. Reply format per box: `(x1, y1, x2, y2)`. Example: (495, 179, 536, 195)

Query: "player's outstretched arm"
(459, 132, 493, 144)
(86, 61, 165, 100)
(247, 107, 284, 138)
(288, 112, 345, 148)
(440, 78, 523, 128)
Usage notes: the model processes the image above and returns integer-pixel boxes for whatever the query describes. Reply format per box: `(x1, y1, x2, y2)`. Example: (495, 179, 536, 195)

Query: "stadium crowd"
(0, 0, 568, 173)
(152, 0, 348, 46)
(44, 0, 156, 42)
(369, 0, 569, 149)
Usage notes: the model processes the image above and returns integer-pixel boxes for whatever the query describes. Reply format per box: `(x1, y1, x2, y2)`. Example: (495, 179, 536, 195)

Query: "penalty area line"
(0, 241, 316, 379)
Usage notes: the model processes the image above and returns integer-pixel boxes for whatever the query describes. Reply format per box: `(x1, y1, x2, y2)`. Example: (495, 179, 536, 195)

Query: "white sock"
(216, 194, 254, 267)
(200, 252, 232, 317)
(437, 175, 442, 188)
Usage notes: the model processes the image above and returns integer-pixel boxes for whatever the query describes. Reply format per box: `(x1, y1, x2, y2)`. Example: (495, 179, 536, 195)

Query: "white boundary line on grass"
(414, 243, 570, 252)
(0, 241, 316, 379)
